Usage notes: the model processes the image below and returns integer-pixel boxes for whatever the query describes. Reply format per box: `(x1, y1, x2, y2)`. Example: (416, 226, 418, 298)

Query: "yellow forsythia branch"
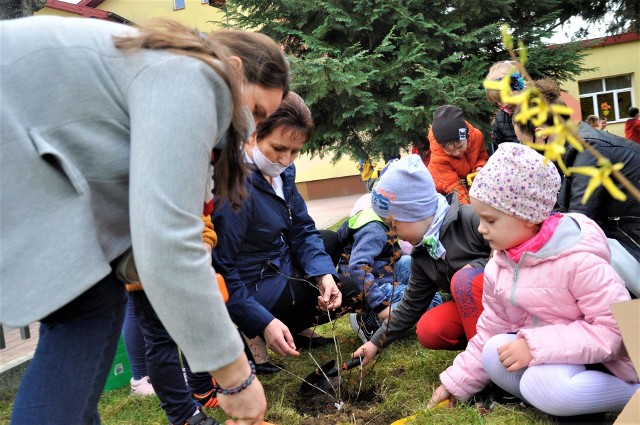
(483, 25, 640, 204)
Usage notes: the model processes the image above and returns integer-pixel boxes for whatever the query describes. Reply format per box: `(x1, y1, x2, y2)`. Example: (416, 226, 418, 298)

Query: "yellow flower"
(569, 159, 626, 204)
(500, 24, 513, 51)
(483, 77, 536, 108)
(536, 118, 584, 152)
(526, 140, 569, 175)
(513, 94, 548, 127)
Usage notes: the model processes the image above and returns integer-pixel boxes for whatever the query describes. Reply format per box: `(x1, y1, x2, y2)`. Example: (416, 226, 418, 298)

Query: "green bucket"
(103, 335, 132, 392)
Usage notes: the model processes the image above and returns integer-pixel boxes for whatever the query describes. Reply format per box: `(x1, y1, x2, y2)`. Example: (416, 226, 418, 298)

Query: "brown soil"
(295, 387, 398, 425)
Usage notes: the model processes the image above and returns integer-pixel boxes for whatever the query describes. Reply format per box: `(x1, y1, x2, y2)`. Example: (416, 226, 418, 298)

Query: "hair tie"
(510, 72, 525, 91)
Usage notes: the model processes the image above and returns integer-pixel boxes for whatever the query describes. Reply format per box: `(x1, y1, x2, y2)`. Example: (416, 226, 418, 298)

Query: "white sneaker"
(349, 312, 377, 344)
(130, 376, 155, 396)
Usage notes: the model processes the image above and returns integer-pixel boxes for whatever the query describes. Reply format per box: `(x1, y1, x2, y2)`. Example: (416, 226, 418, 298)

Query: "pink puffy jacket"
(440, 213, 638, 401)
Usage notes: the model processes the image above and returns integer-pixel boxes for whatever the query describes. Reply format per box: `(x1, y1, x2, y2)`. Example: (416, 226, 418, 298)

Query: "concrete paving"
(0, 193, 366, 373)
(305, 193, 364, 229)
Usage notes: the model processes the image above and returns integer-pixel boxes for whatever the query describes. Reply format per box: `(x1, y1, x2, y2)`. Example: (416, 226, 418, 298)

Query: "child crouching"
(430, 143, 639, 417)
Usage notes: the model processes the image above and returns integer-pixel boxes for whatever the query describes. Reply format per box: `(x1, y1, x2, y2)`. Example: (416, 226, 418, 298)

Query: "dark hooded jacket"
(557, 122, 640, 261)
(370, 194, 491, 347)
(212, 165, 337, 337)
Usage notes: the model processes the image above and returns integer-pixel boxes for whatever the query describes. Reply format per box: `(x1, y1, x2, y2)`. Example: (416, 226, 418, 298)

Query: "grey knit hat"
(371, 155, 438, 222)
(469, 143, 560, 223)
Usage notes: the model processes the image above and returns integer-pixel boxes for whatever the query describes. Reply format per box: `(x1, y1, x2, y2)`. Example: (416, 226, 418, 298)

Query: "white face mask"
(252, 145, 288, 178)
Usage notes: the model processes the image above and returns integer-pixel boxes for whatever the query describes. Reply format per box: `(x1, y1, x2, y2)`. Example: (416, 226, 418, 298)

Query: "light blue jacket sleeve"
(127, 55, 243, 373)
(345, 222, 390, 310)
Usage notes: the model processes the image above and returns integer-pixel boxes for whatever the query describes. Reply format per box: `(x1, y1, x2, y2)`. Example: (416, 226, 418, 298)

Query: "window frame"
(578, 74, 635, 123)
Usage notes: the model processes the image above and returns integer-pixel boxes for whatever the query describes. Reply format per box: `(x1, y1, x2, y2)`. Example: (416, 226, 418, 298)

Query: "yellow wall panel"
(561, 39, 640, 138)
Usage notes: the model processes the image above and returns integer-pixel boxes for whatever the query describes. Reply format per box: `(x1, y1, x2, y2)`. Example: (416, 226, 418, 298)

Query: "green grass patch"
(0, 218, 618, 424)
(0, 317, 616, 424)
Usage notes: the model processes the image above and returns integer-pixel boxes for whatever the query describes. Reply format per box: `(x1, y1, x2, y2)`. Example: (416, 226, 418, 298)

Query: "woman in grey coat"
(0, 16, 289, 424)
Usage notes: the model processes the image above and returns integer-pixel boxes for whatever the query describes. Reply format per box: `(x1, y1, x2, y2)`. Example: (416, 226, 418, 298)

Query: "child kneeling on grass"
(337, 193, 442, 343)
(352, 155, 491, 365)
(430, 143, 639, 418)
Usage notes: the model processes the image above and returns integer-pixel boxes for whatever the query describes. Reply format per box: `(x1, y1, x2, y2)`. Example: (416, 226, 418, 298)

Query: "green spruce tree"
(220, 0, 591, 160)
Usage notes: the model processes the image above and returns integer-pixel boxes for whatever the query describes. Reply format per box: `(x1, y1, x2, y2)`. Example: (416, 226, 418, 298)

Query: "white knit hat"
(469, 143, 560, 223)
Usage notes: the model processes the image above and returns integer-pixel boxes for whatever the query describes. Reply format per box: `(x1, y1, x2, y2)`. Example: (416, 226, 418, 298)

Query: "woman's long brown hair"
(113, 18, 289, 210)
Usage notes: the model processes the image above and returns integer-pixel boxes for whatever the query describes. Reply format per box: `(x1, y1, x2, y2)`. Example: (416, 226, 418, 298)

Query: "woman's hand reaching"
(211, 354, 267, 425)
(316, 274, 342, 311)
(263, 319, 299, 357)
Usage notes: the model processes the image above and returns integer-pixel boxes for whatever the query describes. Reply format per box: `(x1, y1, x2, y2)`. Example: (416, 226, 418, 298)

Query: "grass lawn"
(99, 318, 571, 424)
(1, 317, 616, 424)
(0, 218, 619, 424)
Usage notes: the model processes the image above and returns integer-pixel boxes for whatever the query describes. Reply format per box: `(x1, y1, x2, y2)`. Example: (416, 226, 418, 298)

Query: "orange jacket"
(427, 121, 488, 204)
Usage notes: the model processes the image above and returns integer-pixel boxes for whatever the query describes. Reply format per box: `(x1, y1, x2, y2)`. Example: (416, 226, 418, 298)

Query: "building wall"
(37, 1, 365, 199)
(39, 0, 225, 31)
(101, 0, 225, 30)
(561, 38, 640, 138)
(293, 154, 371, 200)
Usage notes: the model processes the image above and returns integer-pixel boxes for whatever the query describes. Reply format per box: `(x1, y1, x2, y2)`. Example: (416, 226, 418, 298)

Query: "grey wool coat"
(0, 16, 243, 372)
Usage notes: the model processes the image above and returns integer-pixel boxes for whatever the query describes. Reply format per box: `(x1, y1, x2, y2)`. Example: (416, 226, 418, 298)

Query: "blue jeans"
(130, 290, 200, 424)
(375, 255, 411, 308)
(122, 295, 148, 380)
(374, 255, 442, 322)
(11, 270, 127, 424)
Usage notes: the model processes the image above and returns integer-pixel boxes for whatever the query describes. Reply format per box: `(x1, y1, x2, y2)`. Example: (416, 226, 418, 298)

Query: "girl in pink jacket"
(430, 143, 639, 417)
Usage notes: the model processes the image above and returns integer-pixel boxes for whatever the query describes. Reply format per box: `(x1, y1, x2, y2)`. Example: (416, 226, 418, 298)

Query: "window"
(578, 75, 634, 123)
(173, 0, 185, 10)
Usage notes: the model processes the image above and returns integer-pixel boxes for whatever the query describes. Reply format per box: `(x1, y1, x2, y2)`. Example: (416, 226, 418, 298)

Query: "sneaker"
(349, 312, 379, 344)
(130, 376, 155, 396)
(192, 385, 219, 408)
(185, 411, 221, 425)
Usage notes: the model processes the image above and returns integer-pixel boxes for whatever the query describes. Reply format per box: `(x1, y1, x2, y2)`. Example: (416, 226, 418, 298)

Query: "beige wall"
(39, 0, 225, 31)
(35, 2, 403, 191)
(561, 39, 640, 138)
(294, 154, 362, 183)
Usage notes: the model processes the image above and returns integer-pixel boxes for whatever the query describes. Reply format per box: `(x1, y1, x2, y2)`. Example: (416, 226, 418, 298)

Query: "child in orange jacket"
(427, 105, 488, 204)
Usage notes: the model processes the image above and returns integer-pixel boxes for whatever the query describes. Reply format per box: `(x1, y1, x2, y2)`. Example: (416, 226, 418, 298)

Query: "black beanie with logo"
(432, 105, 468, 145)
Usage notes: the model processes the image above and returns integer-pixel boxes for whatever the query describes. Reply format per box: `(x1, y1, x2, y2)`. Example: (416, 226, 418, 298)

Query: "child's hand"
(352, 341, 378, 365)
(427, 384, 456, 409)
(498, 337, 532, 372)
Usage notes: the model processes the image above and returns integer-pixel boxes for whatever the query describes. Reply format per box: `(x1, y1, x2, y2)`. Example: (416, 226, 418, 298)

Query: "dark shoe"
(471, 382, 523, 408)
(551, 412, 607, 424)
(292, 334, 333, 349)
(254, 361, 283, 375)
(349, 312, 379, 343)
(185, 411, 221, 425)
(192, 386, 218, 408)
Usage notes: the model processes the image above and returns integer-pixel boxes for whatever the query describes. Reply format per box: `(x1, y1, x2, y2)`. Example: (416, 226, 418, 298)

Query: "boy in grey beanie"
(353, 155, 491, 365)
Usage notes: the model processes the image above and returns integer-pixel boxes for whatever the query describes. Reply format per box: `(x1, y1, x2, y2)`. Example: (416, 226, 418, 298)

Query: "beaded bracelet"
(213, 361, 257, 395)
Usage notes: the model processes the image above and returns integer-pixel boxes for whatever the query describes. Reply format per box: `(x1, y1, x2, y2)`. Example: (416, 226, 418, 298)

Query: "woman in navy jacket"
(211, 93, 358, 369)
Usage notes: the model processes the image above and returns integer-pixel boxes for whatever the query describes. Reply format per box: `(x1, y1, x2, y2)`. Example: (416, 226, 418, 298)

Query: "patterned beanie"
(431, 105, 468, 145)
(371, 155, 438, 222)
(469, 143, 560, 223)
